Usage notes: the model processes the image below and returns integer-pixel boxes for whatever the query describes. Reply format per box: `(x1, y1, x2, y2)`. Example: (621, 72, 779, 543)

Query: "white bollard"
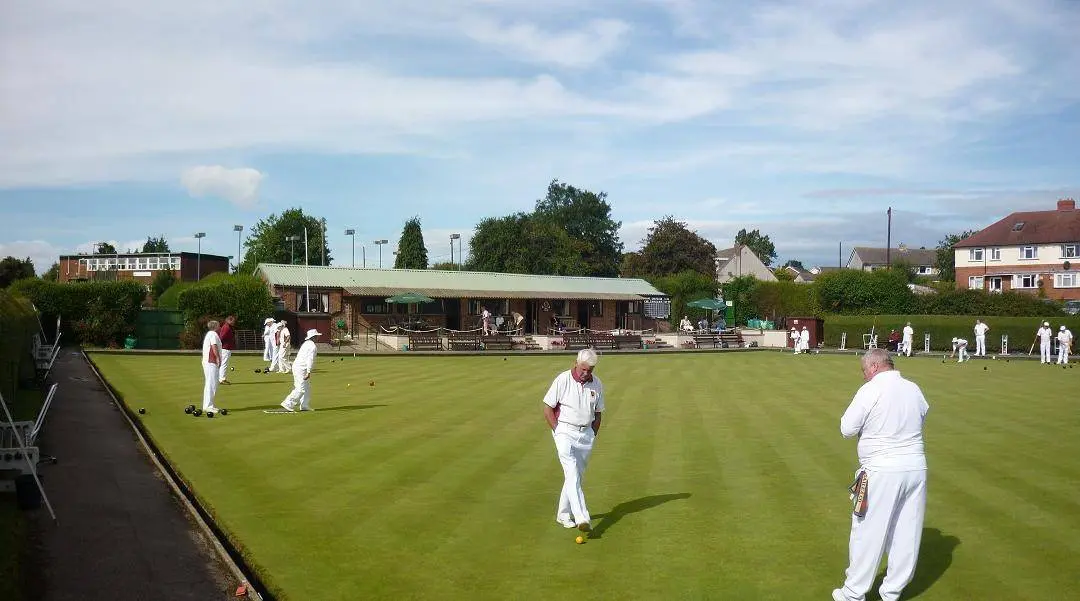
(924, 332, 931, 353)
(840, 332, 847, 350)
(1001, 334, 1008, 355)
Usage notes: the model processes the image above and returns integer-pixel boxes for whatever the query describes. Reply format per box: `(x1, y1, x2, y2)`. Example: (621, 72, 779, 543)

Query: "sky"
(2, 0, 1079, 274)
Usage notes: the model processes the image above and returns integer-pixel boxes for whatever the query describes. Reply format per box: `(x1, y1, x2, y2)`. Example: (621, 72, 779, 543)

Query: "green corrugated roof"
(254, 264, 666, 300)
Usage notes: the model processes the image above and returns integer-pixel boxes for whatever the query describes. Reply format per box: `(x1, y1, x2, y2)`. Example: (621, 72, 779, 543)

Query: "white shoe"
(831, 589, 848, 601)
(557, 516, 576, 529)
(299, 406, 314, 412)
(280, 401, 295, 412)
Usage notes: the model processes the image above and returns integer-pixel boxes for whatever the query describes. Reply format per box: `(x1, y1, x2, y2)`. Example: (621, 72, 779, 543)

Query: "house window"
(1055, 273, 1079, 288)
(969, 248, 984, 261)
(360, 297, 390, 314)
(548, 299, 567, 316)
(147, 257, 159, 270)
(968, 276, 984, 290)
(988, 277, 1003, 293)
(589, 301, 603, 317)
(297, 292, 331, 313)
(469, 299, 508, 315)
(1021, 246, 1038, 260)
(1017, 274, 1038, 289)
(1061, 244, 1080, 259)
(989, 248, 1001, 261)
(137, 257, 148, 270)
(917, 266, 932, 275)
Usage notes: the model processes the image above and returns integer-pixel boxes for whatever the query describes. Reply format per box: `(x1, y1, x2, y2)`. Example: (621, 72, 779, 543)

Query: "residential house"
(58, 251, 230, 284)
(954, 198, 1080, 300)
(715, 245, 778, 283)
(254, 264, 671, 336)
(846, 245, 938, 278)
(782, 265, 816, 283)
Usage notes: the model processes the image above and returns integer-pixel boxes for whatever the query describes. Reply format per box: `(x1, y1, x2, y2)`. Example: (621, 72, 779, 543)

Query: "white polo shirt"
(202, 330, 221, 365)
(841, 370, 929, 471)
(543, 369, 604, 427)
(974, 322, 989, 337)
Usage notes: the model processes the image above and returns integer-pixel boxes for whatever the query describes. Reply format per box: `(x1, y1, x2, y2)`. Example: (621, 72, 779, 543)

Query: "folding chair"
(0, 388, 57, 520)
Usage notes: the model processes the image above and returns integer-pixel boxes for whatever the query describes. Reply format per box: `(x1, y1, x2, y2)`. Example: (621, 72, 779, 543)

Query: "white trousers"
(839, 469, 927, 601)
(552, 423, 595, 526)
(202, 362, 219, 411)
(975, 335, 986, 356)
(901, 339, 912, 357)
(263, 336, 272, 361)
(281, 372, 312, 411)
(1057, 345, 1069, 364)
(955, 347, 967, 362)
(274, 346, 292, 372)
(1041, 341, 1051, 363)
(268, 342, 278, 365)
(218, 349, 232, 382)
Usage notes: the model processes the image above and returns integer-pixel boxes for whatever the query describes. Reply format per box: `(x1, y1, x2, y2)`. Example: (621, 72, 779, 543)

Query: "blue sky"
(2, 0, 1079, 273)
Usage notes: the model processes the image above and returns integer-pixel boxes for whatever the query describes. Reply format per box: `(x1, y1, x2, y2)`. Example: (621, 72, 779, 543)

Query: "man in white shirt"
(973, 319, 990, 357)
(1056, 325, 1073, 365)
(1037, 321, 1053, 364)
(280, 329, 321, 412)
(790, 328, 800, 354)
(274, 321, 292, 373)
(481, 307, 493, 336)
(542, 348, 605, 534)
(201, 320, 223, 412)
(950, 337, 968, 363)
(833, 349, 929, 601)
(901, 322, 914, 357)
(799, 326, 811, 353)
(262, 317, 275, 363)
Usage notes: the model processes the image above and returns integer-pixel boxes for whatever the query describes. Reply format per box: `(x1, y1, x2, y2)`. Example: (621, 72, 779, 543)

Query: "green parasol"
(385, 292, 435, 304)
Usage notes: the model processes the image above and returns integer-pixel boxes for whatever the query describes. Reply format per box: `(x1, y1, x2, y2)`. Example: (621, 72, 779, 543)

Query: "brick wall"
(955, 266, 1080, 301)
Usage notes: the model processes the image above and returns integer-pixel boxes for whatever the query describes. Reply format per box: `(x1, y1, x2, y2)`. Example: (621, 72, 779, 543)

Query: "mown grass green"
(87, 351, 1080, 600)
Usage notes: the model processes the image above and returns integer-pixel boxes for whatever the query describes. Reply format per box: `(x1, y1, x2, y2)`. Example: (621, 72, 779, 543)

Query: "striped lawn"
(86, 350, 1080, 601)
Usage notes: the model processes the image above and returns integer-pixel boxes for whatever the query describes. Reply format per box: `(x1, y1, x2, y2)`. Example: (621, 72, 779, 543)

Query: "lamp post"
(374, 239, 388, 268)
(345, 229, 356, 267)
(194, 232, 206, 280)
(233, 225, 243, 273)
(286, 235, 300, 264)
(450, 233, 460, 267)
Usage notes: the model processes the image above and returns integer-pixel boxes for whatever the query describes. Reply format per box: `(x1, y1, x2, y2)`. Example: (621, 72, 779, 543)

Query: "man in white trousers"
(218, 314, 236, 384)
(201, 320, 223, 413)
(280, 329, 321, 412)
(833, 348, 929, 601)
(262, 317, 275, 363)
(973, 319, 990, 357)
(542, 348, 604, 534)
(901, 322, 914, 357)
(274, 320, 292, 373)
(799, 326, 811, 353)
(1056, 325, 1072, 365)
(1037, 321, 1053, 364)
(790, 327, 800, 354)
(950, 337, 968, 363)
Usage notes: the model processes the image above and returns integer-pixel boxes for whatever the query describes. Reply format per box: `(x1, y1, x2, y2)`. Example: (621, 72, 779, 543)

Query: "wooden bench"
(483, 335, 514, 351)
(589, 333, 617, 350)
(719, 330, 743, 348)
(563, 333, 592, 350)
(447, 332, 481, 351)
(693, 334, 721, 348)
(407, 334, 443, 351)
(613, 335, 642, 350)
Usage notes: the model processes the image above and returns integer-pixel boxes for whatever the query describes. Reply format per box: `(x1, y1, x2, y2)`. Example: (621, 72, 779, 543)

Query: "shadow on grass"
(221, 381, 279, 386)
(229, 404, 386, 413)
(588, 492, 692, 539)
(871, 528, 960, 599)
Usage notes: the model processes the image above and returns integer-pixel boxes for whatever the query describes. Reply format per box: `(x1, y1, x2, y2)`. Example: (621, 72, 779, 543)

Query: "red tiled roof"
(956, 200, 1080, 248)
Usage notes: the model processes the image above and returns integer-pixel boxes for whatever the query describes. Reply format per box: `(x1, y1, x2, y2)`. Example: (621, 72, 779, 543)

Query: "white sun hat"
(305, 329, 323, 340)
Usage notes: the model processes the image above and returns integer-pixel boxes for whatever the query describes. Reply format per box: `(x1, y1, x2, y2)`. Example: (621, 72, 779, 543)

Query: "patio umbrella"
(385, 292, 435, 304)
(686, 298, 726, 311)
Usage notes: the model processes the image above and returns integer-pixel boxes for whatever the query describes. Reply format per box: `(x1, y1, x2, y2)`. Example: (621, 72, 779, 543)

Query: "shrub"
(0, 290, 38, 397)
(150, 270, 177, 302)
(157, 281, 196, 309)
(814, 269, 915, 315)
(822, 314, 1080, 351)
(7, 279, 146, 346)
(749, 281, 821, 320)
(647, 271, 720, 326)
(177, 274, 274, 344)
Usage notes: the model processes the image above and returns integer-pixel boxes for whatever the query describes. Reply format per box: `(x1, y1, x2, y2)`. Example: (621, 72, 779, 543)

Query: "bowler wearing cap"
(280, 329, 322, 412)
(542, 348, 604, 533)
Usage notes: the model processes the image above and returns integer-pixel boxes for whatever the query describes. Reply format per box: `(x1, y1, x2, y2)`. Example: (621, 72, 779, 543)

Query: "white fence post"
(1001, 334, 1008, 355)
(840, 332, 847, 350)
(924, 332, 931, 353)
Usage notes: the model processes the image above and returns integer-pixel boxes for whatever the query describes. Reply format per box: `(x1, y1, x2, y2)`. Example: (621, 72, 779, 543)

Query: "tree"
(141, 236, 170, 253)
(935, 230, 977, 282)
(774, 267, 796, 281)
(619, 252, 646, 278)
(0, 256, 36, 288)
(430, 262, 458, 271)
(648, 270, 719, 327)
(636, 216, 718, 278)
(95, 242, 117, 255)
(237, 208, 333, 273)
(394, 217, 429, 270)
(734, 229, 777, 266)
(150, 270, 177, 301)
(42, 262, 60, 282)
(783, 259, 805, 270)
(533, 179, 624, 277)
(465, 213, 590, 275)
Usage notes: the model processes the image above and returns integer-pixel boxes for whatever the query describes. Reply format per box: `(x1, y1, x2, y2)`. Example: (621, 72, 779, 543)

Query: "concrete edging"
(81, 350, 268, 601)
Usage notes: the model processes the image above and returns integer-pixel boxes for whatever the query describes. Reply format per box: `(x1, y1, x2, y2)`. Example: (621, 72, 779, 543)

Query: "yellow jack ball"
(575, 536, 585, 544)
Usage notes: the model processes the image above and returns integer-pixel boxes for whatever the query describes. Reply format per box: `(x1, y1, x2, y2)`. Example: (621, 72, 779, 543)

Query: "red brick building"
(254, 263, 671, 336)
(58, 251, 231, 285)
(954, 199, 1080, 300)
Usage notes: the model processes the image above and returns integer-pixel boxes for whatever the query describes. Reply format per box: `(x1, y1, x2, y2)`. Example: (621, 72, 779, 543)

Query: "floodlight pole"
(233, 225, 243, 272)
(345, 229, 356, 268)
(194, 232, 206, 280)
(304, 227, 311, 312)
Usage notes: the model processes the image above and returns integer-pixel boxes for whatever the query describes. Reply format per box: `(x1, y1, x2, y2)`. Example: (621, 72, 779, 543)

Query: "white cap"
(305, 329, 323, 340)
(264, 317, 275, 324)
(1044, 321, 1050, 326)
(1061, 325, 1066, 331)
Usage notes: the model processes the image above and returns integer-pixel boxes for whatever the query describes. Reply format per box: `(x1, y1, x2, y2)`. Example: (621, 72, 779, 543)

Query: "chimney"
(1059, 198, 1076, 211)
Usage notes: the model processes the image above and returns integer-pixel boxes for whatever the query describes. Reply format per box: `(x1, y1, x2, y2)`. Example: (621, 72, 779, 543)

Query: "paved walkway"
(28, 351, 238, 601)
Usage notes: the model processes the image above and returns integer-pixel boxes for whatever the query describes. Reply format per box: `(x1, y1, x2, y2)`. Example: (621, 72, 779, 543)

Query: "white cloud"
(180, 166, 264, 209)
(0, 240, 63, 275)
(461, 18, 630, 68)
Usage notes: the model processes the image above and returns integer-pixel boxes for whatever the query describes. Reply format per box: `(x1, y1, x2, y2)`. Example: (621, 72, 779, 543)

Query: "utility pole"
(886, 207, 892, 267)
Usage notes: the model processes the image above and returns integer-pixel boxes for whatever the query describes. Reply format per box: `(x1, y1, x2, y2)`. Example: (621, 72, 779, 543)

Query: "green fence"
(134, 309, 184, 350)
(823, 314, 1080, 352)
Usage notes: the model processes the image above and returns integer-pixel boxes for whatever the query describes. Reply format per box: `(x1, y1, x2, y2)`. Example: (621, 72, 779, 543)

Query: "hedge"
(822, 314, 1080, 352)
(7, 279, 146, 347)
(0, 290, 38, 399)
(176, 274, 274, 348)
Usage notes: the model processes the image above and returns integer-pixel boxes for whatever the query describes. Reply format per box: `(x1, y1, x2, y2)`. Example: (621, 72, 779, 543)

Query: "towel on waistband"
(848, 468, 868, 518)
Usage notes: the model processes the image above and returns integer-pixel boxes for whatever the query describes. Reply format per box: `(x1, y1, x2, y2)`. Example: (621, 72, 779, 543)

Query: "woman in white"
(275, 321, 292, 373)
(280, 329, 321, 412)
(262, 317, 275, 363)
(201, 321, 222, 412)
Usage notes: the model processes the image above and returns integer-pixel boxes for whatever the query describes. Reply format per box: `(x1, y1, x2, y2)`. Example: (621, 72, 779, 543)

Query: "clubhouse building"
(254, 263, 671, 337)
